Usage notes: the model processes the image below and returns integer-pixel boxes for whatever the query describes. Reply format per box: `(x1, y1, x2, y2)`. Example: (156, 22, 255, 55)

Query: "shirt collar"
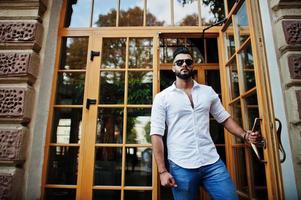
(170, 80, 201, 91)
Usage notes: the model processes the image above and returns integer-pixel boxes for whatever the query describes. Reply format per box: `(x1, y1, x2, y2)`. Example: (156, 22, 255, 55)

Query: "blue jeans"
(169, 159, 238, 200)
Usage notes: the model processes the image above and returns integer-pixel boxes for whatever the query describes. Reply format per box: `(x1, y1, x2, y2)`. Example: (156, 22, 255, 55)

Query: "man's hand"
(159, 172, 177, 188)
(244, 130, 262, 144)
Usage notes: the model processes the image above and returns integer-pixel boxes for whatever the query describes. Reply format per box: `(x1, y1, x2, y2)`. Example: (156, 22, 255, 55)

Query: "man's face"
(172, 53, 194, 80)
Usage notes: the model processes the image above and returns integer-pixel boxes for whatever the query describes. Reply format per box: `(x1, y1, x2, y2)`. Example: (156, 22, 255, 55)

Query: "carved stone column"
(0, 0, 46, 199)
(270, 0, 301, 197)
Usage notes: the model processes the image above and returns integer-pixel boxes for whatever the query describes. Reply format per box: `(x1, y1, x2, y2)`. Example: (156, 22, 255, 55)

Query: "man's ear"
(172, 65, 175, 72)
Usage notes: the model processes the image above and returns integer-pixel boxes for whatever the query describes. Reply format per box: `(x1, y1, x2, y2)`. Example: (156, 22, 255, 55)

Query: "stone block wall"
(270, 0, 301, 197)
(0, 0, 46, 199)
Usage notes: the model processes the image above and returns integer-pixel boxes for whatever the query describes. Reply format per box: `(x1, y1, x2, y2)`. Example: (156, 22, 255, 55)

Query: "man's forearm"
(151, 135, 167, 173)
(223, 117, 246, 139)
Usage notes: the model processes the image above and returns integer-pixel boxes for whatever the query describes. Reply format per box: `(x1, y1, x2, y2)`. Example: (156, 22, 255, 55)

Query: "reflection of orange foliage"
(95, 6, 164, 27)
(179, 14, 199, 26)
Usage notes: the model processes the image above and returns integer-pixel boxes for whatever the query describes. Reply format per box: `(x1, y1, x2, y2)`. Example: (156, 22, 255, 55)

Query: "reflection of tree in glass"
(144, 121, 151, 143)
(57, 38, 88, 105)
(177, 0, 225, 25)
(62, 38, 88, 70)
(100, 72, 125, 104)
(179, 14, 199, 26)
(128, 72, 152, 104)
(56, 73, 85, 104)
(202, 0, 225, 24)
(101, 38, 126, 68)
(95, 6, 164, 27)
(129, 38, 153, 68)
(127, 109, 151, 144)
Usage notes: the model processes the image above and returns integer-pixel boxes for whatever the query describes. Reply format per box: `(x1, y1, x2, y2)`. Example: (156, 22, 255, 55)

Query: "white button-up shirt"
(150, 81, 230, 169)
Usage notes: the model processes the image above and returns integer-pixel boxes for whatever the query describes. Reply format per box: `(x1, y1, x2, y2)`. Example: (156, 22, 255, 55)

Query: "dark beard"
(174, 70, 194, 80)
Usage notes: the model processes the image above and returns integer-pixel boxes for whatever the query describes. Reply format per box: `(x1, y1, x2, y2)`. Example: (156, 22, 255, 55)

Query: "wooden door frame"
(218, 0, 284, 199)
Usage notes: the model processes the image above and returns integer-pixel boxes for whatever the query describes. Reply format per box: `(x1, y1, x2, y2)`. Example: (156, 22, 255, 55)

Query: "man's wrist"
(159, 170, 168, 175)
(242, 131, 249, 143)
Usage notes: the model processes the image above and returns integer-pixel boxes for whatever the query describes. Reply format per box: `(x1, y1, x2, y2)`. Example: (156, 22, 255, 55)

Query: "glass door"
(42, 32, 158, 200)
(78, 34, 157, 200)
(220, 0, 283, 199)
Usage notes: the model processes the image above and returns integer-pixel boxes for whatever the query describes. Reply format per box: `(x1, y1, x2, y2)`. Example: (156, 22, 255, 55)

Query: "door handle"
(86, 98, 97, 109)
(275, 118, 286, 163)
(250, 118, 267, 163)
(250, 118, 286, 163)
(90, 50, 100, 61)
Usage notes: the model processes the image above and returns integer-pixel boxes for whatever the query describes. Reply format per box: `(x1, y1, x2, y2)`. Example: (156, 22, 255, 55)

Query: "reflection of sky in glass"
(66, 0, 227, 27)
(236, 2, 248, 26)
(120, 0, 143, 10)
(69, 0, 91, 27)
(174, 0, 198, 25)
(201, 2, 216, 24)
(147, 0, 171, 25)
(93, 0, 117, 27)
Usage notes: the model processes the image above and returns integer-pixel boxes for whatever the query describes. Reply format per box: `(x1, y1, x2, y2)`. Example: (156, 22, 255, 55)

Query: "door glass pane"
(99, 71, 125, 104)
(205, 70, 221, 94)
(126, 108, 151, 144)
(227, 0, 236, 13)
(209, 120, 224, 144)
(160, 38, 185, 63)
(119, 0, 144, 26)
(60, 37, 89, 70)
(201, 0, 225, 25)
(96, 108, 124, 144)
(245, 92, 259, 130)
(225, 22, 235, 59)
(128, 71, 153, 104)
(251, 153, 268, 199)
(94, 147, 122, 186)
(230, 100, 243, 144)
(129, 38, 153, 69)
(125, 147, 152, 186)
(174, 0, 199, 26)
(160, 70, 175, 91)
(186, 38, 205, 63)
(64, 0, 91, 27)
(55, 72, 85, 105)
(227, 57, 240, 99)
(101, 38, 126, 69)
(46, 146, 79, 184)
(51, 108, 82, 144)
(147, 0, 170, 26)
(45, 188, 76, 200)
(216, 146, 226, 162)
(124, 190, 152, 200)
(93, 190, 121, 200)
(206, 38, 219, 63)
(93, 0, 117, 27)
(233, 147, 248, 196)
(240, 43, 255, 92)
(235, 2, 249, 45)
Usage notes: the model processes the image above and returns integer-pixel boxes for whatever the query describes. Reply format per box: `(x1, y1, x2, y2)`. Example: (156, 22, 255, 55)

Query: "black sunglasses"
(174, 59, 193, 66)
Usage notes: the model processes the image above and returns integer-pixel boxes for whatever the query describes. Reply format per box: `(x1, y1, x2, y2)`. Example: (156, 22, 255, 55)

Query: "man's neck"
(175, 78, 193, 89)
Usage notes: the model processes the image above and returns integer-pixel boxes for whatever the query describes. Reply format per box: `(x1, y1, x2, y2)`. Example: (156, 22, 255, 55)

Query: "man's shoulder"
(156, 85, 174, 96)
(194, 82, 213, 91)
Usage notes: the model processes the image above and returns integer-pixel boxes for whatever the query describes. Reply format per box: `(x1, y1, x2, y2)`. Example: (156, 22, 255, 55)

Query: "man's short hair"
(173, 47, 192, 60)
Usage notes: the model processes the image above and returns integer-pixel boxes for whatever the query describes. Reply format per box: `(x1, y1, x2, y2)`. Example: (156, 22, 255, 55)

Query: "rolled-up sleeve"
(209, 88, 230, 123)
(150, 94, 166, 136)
